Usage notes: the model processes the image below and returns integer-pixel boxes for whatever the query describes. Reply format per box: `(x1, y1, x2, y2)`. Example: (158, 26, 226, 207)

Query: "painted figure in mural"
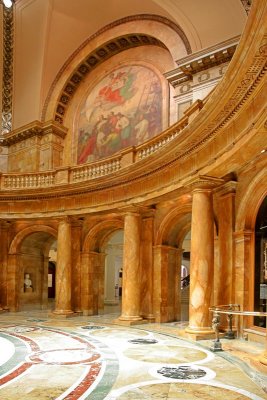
(115, 112, 131, 147)
(134, 113, 149, 144)
(77, 65, 163, 163)
(96, 69, 136, 107)
(78, 128, 98, 164)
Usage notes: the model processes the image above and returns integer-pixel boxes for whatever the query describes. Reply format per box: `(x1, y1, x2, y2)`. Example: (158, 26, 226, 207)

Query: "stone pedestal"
(118, 210, 142, 322)
(186, 178, 222, 337)
(52, 217, 73, 316)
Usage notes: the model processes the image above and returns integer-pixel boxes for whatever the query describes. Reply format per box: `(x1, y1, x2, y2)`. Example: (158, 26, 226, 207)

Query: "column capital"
(214, 180, 238, 197)
(57, 216, 72, 226)
(69, 216, 84, 228)
(0, 220, 12, 230)
(187, 175, 224, 192)
(233, 229, 254, 242)
(121, 205, 145, 216)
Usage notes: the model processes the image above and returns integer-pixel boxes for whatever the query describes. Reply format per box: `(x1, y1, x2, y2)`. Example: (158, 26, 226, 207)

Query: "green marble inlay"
(0, 332, 28, 375)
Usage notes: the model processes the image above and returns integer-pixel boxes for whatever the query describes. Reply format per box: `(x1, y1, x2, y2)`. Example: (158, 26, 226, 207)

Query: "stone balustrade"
(0, 114, 191, 190)
(136, 116, 188, 160)
(71, 157, 121, 182)
(1, 171, 55, 189)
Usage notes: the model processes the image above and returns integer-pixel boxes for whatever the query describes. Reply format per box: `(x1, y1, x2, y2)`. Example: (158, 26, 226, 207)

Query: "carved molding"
(1, 120, 67, 146)
(41, 14, 192, 123)
(1, 4, 14, 134)
(51, 33, 167, 125)
(165, 36, 240, 87)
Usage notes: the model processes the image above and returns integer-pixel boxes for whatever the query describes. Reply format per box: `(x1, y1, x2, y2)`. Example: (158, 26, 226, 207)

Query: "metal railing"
(209, 304, 267, 352)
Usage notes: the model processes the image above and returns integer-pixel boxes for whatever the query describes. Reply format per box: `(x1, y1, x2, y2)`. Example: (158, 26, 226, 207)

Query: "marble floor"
(0, 310, 266, 399)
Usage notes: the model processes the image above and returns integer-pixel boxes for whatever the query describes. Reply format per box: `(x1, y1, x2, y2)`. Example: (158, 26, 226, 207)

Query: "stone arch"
(9, 225, 57, 255)
(43, 15, 190, 123)
(82, 219, 123, 253)
(155, 202, 192, 247)
(236, 168, 267, 231)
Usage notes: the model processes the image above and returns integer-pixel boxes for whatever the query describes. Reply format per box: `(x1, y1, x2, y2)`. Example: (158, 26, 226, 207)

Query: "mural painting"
(77, 65, 163, 164)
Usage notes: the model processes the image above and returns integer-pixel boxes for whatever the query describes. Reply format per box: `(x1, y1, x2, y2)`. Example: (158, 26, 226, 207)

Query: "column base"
(141, 314, 155, 322)
(49, 310, 77, 319)
(104, 300, 119, 305)
(185, 326, 215, 340)
(114, 315, 148, 326)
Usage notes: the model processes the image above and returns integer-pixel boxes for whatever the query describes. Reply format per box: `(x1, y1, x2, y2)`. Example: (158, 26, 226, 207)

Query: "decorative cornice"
(0, 120, 67, 146)
(1, 3, 14, 134)
(42, 14, 191, 124)
(165, 36, 240, 87)
(214, 180, 238, 197)
(187, 175, 224, 191)
(52, 33, 167, 125)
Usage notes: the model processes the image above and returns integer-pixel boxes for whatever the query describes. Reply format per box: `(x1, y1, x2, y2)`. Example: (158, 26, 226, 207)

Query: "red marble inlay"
(0, 362, 32, 386)
(64, 362, 102, 399)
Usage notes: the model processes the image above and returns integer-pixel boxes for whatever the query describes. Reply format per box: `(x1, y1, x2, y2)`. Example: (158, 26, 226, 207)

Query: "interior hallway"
(0, 310, 266, 400)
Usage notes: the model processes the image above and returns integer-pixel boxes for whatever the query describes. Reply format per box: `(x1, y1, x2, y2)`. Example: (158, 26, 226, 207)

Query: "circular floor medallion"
(128, 338, 158, 344)
(157, 365, 206, 380)
(81, 325, 105, 330)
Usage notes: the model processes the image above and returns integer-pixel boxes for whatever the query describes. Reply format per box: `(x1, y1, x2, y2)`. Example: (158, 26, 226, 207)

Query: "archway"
(154, 202, 192, 323)
(8, 225, 57, 311)
(81, 219, 123, 316)
(103, 230, 124, 314)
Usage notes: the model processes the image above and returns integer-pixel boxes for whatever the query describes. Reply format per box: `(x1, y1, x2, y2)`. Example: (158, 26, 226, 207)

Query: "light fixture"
(3, 0, 13, 8)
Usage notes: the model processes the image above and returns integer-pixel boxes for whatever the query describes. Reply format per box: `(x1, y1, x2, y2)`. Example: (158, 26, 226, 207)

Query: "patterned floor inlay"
(108, 382, 265, 400)
(0, 313, 266, 400)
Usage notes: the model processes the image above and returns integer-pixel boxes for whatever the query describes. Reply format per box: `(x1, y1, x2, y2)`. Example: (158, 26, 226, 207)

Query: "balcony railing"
(0, 112, 193, 190)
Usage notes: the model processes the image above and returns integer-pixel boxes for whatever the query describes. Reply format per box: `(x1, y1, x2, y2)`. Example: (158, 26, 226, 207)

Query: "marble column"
(53, 217, 73, 316)
(0, 221, 10, 310)
(81, 251, 102, 315)
(119, 209, 142, 322)
(153, 245, 181, 323)
(233, 230, 253, 334)
(97, 253, 106, 314)
(140, 213, 154, 320)
(216, 182, 236, 306)
(7, 253, 20, 311)
(71, 218, 83, 313)
(81, 252, 90, 315)
(186, 177, 222, 336)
